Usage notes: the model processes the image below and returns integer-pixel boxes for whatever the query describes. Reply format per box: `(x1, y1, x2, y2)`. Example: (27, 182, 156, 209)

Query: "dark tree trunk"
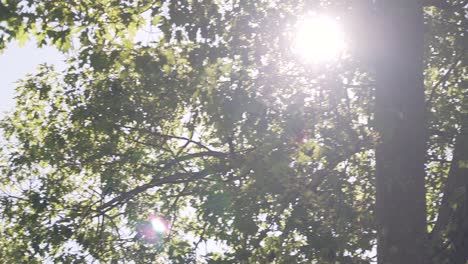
(374, 2, 427, 263)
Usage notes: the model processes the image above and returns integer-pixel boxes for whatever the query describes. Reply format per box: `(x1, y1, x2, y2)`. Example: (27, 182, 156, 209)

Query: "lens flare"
(150, 217, 167, 233)
(136, 215, 169, 244)
(293, 15, 346, 63)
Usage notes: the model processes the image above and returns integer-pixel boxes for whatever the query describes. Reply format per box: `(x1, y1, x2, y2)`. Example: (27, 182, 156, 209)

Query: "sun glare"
(293, 15, 346, 63)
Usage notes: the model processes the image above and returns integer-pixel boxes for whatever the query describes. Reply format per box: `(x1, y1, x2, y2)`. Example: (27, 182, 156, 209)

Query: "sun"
(293, 15, 346, 63)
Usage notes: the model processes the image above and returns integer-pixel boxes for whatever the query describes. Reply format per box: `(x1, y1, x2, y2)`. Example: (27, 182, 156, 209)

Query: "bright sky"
(0, 41, 66, 118)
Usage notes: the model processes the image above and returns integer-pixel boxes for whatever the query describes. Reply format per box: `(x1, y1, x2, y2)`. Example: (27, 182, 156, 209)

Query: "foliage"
(0, 0, 466, 263)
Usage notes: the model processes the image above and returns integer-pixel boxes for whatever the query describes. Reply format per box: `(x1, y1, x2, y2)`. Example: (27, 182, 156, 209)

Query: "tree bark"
(374, 1, 427, 263)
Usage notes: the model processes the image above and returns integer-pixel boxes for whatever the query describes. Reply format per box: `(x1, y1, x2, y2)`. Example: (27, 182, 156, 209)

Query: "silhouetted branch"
(97, 170, 210, 212)
(427, 53, 463, 106)
(430, 114, 468, 263)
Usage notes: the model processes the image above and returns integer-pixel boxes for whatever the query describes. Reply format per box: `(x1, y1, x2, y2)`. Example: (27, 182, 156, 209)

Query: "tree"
(373, 2, 427, 263)
(0, 0, 466, 263)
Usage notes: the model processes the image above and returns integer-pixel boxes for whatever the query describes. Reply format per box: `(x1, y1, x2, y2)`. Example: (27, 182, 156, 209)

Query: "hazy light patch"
(292, 14, 346, 63)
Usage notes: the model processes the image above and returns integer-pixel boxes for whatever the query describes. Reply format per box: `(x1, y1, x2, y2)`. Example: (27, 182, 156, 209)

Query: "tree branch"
(430, 114, 468, 263)
(97, 170, 210, 213)
(141, 151, 229, 170)
(427, 54, 463, 107)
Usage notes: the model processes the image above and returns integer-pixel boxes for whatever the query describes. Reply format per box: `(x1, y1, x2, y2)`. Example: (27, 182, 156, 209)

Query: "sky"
(0, 41, 66, 118)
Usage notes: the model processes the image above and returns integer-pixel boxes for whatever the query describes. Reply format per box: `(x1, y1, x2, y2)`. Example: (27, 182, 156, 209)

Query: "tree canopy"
(0, 0, 467, 263)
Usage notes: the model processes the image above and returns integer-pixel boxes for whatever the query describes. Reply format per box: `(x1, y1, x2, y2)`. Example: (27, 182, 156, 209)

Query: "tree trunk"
(374, 2, 427, 263)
